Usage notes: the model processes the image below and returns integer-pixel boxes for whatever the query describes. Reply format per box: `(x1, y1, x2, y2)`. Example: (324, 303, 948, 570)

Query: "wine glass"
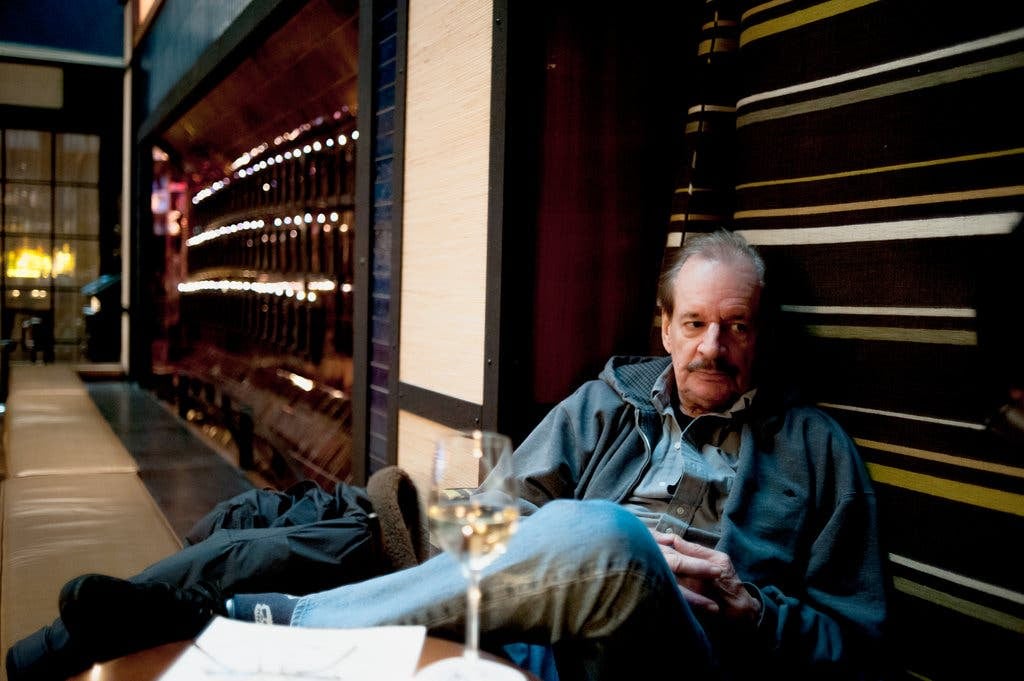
(416, 429, 524, 681)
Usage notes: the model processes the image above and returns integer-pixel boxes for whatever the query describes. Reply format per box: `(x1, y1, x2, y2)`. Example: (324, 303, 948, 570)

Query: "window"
(1, 129, 105, 362)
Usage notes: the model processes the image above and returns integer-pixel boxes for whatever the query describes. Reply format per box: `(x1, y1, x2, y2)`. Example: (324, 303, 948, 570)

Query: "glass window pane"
(3, 237, 99, 288)
(3, 183, 51, 233)
(5, 130, 51, 181)
(56, 186, 99, 236)
(54, 289, 86, 344)
(5, 235, 53, 284)
(5, 286, 50, 311)
(53, 238, 100, 287)
(56, 133, 100, 183)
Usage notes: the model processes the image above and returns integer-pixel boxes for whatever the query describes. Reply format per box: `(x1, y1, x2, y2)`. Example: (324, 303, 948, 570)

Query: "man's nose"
(698, 323, 722, 356)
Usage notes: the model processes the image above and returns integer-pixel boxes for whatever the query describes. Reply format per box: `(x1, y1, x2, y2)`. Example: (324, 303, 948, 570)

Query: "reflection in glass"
(56, 133, 100, 183)
(3, 184, 51, 233)
(5, 286, 50, 311)
(55, 289, 87, 346)
(56, 187, 100, 235)
(5, 130, 52, 181)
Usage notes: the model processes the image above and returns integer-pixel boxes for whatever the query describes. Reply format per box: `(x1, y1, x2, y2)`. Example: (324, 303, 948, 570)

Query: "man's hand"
(652, 531, 762, 627)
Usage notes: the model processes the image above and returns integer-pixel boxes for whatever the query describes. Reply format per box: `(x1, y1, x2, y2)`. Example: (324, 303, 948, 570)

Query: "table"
(67, 636, 540, 680)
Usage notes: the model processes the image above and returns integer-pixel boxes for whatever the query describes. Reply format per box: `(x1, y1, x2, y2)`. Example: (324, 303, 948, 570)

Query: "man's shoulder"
(766, 402, 861, 457)
(597, 355, 670, 402)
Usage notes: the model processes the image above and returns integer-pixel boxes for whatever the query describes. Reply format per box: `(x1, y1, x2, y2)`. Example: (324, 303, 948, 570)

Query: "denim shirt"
(622, 364, 754, 548)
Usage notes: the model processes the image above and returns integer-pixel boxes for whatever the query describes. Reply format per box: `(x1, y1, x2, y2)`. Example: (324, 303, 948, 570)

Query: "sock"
(226, 593, 299, 625)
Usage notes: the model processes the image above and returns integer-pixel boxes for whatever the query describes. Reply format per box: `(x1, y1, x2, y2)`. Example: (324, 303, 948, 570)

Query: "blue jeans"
(290, 500, 714, 680)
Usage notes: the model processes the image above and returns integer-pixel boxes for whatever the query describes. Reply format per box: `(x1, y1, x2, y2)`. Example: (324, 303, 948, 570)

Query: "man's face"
(661, 255, 761, 416)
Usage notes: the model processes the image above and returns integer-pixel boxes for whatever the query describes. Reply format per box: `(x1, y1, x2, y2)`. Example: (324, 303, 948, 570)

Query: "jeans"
(290, 500, 715, 681)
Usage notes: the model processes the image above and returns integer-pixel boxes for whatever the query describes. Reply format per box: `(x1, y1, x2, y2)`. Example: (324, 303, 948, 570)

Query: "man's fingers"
(657, 543, 723, 578)
(678, 583, 720, 614)
(653, 532, 718, 558)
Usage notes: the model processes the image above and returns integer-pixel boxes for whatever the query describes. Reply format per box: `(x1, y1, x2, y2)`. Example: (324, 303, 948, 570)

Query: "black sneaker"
(58, 574, 226, 662)
(5, 617, 94, 681)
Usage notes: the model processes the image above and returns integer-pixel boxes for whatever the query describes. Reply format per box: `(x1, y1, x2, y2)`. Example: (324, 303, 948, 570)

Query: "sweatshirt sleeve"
(746, 413, 889, 679)
(480, 380, 625, 515)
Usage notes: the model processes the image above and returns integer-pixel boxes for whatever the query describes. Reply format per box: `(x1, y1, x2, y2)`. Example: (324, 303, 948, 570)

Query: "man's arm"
(744, 411, 889, 677)
(481, 380, 630, 514)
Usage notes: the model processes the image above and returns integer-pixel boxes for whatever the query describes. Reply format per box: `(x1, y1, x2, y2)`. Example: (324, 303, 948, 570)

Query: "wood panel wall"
(398, 0, 492, 405)
(396, 0, 494, 485)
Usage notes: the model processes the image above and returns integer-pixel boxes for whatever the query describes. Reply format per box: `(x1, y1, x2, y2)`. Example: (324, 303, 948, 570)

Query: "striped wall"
(669, 1, 1024, 678)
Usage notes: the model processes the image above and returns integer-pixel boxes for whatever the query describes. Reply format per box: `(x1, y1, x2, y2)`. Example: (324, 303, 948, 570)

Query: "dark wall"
(0, 0, 122, 59)
(134, 0, 255, 119)
(498, 1, 700, 444)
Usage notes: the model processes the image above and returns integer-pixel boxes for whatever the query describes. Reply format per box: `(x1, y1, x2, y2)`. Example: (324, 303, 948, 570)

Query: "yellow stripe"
(736, 147, 1024, 189)
(867, 463, 1024, 516)
(856, 438, 1024, 480)
(740, 0, 879, 47)
(742, 0, 794, 22)
(698, 38, 738, 55)
(894, 576, 1024, 633)
(805, 324, 976, 345)
(669, 213, 723, 222)
(734, 185, 1024, 219)
(702, 19, 739, 30)
(738, 28, 1024, 110)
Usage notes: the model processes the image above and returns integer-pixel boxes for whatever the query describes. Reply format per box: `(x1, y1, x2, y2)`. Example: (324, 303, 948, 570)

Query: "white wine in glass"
(416, 429, 524, 681)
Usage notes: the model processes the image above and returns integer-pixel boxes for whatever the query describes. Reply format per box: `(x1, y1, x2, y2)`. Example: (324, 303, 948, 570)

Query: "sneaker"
(5, 617, 93, 681)
(58, 574, 226, 662)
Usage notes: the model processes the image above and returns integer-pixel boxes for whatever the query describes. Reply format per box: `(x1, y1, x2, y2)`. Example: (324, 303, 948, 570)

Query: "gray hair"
(657, 229, 766, 316)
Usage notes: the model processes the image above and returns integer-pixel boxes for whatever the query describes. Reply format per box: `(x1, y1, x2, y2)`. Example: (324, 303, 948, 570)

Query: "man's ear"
(661, 311, 672, 354)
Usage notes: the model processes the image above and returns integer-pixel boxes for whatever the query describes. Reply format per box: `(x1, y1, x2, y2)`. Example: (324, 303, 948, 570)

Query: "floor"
(85, 380, 258, 539)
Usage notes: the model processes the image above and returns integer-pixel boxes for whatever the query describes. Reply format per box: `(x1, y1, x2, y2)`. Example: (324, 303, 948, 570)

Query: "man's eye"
(730, 322, 750, 334)
(684, 321, 705, 329)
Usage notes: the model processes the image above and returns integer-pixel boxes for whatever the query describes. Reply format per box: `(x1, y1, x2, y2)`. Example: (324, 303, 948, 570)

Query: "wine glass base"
(415, 655, 527, 681)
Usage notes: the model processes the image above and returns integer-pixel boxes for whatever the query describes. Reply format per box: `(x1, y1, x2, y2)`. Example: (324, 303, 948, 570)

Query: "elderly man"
(37, 230, 890, 680)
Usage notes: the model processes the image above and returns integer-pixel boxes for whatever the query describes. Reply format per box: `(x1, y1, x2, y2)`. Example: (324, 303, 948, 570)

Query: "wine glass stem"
(465, 569, 482, 662)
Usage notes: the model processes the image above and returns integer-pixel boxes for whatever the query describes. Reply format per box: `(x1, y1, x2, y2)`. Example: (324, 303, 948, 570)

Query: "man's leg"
(288, 500, 714, 680)
(52, 500, 712, 681)
(6, 518, 379, 680)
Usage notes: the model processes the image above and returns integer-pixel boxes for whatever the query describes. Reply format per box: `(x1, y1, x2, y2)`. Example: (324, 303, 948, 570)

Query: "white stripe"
(781, 305, 976, 318)
(736, 212, 1021, 245)
(819, 402, 986, 431)
(666, 232, 683, 248)
(687, 103, 737, 114)
(737, 27, 1024, 109)
(0, 41, 125, 68)
(890, 553, 1024, 605)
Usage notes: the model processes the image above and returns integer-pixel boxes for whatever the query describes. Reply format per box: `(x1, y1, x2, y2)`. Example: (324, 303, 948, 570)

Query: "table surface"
(67, 635, 540, 680)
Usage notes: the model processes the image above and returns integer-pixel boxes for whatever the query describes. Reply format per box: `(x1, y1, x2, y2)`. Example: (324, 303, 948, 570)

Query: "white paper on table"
(156, 616, 427, 680)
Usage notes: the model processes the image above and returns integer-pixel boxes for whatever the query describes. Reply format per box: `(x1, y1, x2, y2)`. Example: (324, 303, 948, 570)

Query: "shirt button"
(674, 442, 682, 450)
(676, 507, 687, 516)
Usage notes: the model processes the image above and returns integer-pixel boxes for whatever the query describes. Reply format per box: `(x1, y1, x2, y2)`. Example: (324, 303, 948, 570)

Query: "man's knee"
(528, 500, 659, 562)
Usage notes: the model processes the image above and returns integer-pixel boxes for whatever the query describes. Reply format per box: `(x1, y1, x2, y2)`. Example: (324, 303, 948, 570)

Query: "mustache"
(686, 359, 738, 377)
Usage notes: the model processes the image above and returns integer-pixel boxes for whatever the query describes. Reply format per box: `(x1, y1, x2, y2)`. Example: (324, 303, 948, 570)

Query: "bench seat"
(0, 363, 181, 679)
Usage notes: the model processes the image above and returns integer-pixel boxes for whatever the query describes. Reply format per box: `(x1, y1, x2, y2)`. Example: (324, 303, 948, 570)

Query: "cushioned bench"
(0, 364, 182, 679)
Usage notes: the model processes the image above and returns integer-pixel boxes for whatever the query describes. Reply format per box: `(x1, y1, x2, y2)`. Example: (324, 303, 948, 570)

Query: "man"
(19, 230, 889, 680)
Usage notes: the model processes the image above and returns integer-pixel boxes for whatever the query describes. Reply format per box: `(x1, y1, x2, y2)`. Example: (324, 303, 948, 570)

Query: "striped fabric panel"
(667, 0, 741, 233)
(662, 1, 1024, 675)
